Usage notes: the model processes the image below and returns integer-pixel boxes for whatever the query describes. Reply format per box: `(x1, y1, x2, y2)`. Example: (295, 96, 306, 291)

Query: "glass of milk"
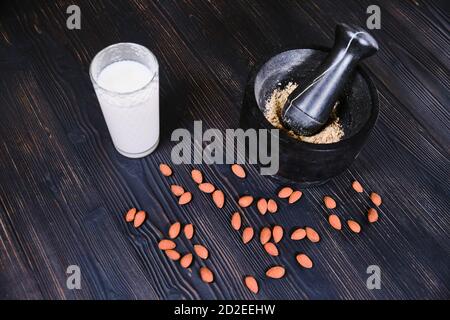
(89, 43, 159, 158)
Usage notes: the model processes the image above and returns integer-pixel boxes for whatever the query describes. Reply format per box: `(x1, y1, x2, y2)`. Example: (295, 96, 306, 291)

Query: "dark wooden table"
(0, 0, 449, 300)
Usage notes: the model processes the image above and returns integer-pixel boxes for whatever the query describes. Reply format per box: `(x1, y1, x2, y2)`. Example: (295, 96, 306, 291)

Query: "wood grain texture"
(0, 0, 449, 299)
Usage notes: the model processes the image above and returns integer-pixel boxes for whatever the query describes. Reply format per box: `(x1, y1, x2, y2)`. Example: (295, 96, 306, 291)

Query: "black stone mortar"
(240, 48, 379, 186)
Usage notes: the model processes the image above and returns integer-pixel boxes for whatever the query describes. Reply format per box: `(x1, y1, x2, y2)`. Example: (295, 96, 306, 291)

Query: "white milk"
(95, 59, 159, 158)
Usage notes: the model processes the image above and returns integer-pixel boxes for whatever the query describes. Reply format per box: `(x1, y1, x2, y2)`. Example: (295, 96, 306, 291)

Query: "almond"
(288, 191, 302, 204)
(133, 210, 146, 228)
(199, 182, 215, 193)
(347, 220, 361, 233)
(260, 227, 271, 245)
(194, 244, 209, 259)
(191, 169, 203, 184)
(278, 187, 293, 199)
(200, 267, 214, 283)
(296, 253, 313, 269)
(178, 192, 192, 205)
(180, 253, 193, 268)
(125, 208, 137, 222)
(231, 164, 246, 178)
(352, 180, 364, 193)
(184, 223, 195, 240)
(267, 199, 278, 213)
(212, 190, 225, 208)
(165, 249, 181, 261)
(266, 266, 285, 279)
(328, 214, 342, 230)
(272, 225, 283, 243)
(257, 198, 268, 215)
(242, 227, 254, 244)
(158, 239, 176, 250)
(290, 228, 306, 240)
(244, 276, 259, 294)
(323, 196, 336, 209)
(305, 227, 320, 243)
(159, 163, 172, 177)
(370, 192, 382, 206)
(168, 222, 181, 239)
(231, 212, 242, 230)
(238, 195, 253, 208)
(170, 185, 184, 197)
(367, 208, 379, 223)
(264, 242, 279, 256)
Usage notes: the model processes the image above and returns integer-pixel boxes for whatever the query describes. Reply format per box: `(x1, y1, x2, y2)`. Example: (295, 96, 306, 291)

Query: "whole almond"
(278, 187, 293, 199)
(328, 214, 342, 230)
(231, 212, 241, 230)
(305, 227, 320, 243)
(180, 253, 193, 268)
(257, 198, 268, 215)
(238, 195, 253, 208)
(191, 169, 203, 184)
(260, 227, 272, 245)
(266, 266, 285, 279)
(290, 228, 306, 240)
(296, 253, 313, 269)
(165, 249, 181, 261)
(212, 190, 225, 208)
(352, 180, 364, 193)
(178, 192, 192, 205)
(194, 244, 209, 260)
(323, 196, 336, 209)
(133, 210, 146, 228)
(267, 199, 278, 213)
(347, 220, 361, 233)
(168, 222, 181, 239)
(231, 164, 246, 178)
(370, 192, 382, 206)
(242, 227, 254, 244)
(125, 208, 137, 222)
(264, 242, 279, 256)
(158, 239, 176, 250)
(159, 163, 172, 177)
(272, 225, 283, 243)
(184, 223, 195, 240)
(288, 191, 302, 204)
(367, 208, 379, 223)
(199, 183, 215, 193)
(200, 267, 214, 283)
(170, 185, 184, 197)
(244, 276, 259, 294)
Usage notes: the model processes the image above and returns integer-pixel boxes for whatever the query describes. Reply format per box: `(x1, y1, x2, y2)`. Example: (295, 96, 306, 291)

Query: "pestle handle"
(281, 24, 378, 136)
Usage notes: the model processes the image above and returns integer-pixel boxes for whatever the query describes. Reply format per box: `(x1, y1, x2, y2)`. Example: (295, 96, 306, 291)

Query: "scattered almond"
(238, 195, 253, 208)
(367, 208, 379, 223)
(266, 266, 285, 279)
(159, 163, 172, 177)
(272, 225, 283, 243)
(180, 253, 193, 268)
(165, 249, 181, 261)
(278, 187, 293, 199)
(231, 164, 246, 178)
(212, 190, 225, 208)
(323, 196, 336, 209)
(158, 239, 176, 250)
(170, 185, 184, 197)
(328, 214, 342, 230)
(178, 192, 192, 205)
(168, 222, 181, 239)
(200, 267, 214, 283)
(242, 227, 254, 244)
(305, 227, 320, 243)
(191, 169, 203, 184)
(231, 212, 242, 230)
(133, 210, 146, 228)
(194, 244, 209, 259)
(264, 242, 279, 256)
(125, 208, 137, 222)
(267, 199, 278, 213)
(296, 253, 313, 269)
(288, 191, 302, 204)
(370, 192, 382, 206)
(347, 220, 361, 233)
(257, 198, 268, 215)
(184, 224, 195, 240)
(290, 228, 306, 240)
(199, 183, 215, 193)
(260, 227, 272, 245)
(244, 276, 259, 294)
(352, 180, 364, 193)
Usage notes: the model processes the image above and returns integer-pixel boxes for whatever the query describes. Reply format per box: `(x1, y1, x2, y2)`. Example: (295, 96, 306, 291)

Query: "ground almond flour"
(264, 82, 344, 144)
